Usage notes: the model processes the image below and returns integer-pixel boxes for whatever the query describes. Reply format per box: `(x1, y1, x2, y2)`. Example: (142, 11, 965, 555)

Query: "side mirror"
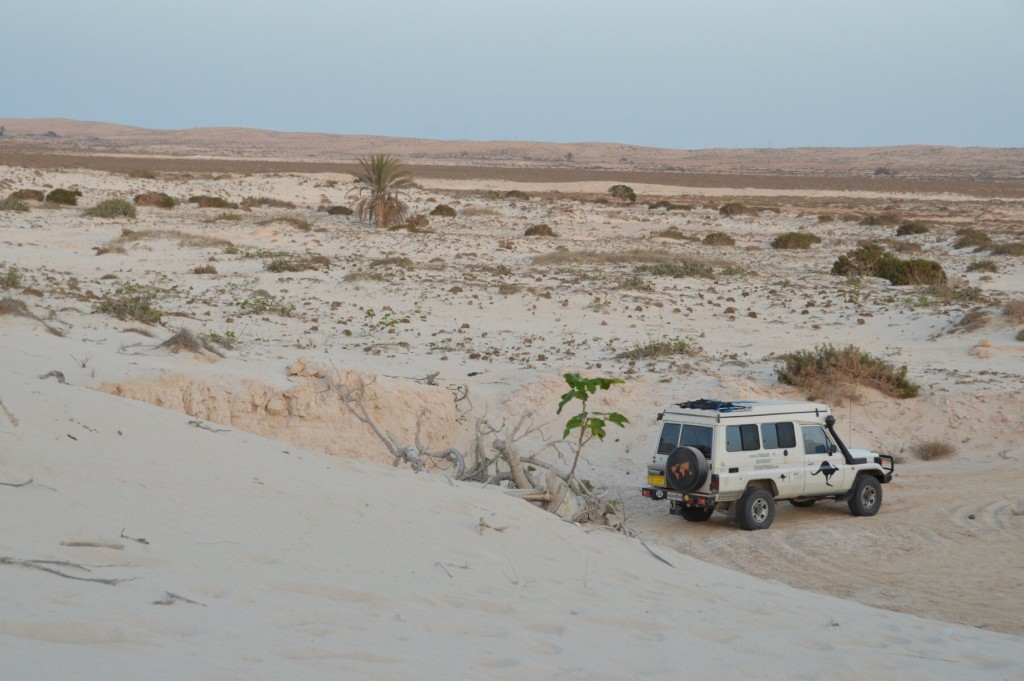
(828, 443, 837, 455)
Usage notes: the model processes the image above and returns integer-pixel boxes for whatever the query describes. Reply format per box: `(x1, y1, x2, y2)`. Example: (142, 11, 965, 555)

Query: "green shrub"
(0, 196, 29, 212)
(719, 202, 757, 217)
(84, 199, 137, 218)
(430, 204, 457, 217)
(1, 265, 22, 289)
(991, 242, 1024, 256)
(264, 251, 331, 272)
(135, 192, 177, 208)
(525, 223, 556, 237)
(967, 259, 998, 273)
(10, 189, 45, 201)
(703, 232, 736, 246)
(95, 282, 163, 323)
(953, 228, 992, 250)
(189, 195, 239, 209)
(776, 344, 920, 399)
(618, 274, 653, 291)
(651, 227, 697, 241)
(609, 185, 637, 203)
(772, 232, 822, 250)
(832, 243, 946, 285)
(617, 337, 699, 360)
(896, 221, 929, 236)
(636, 259, 714, 279)
(45, 188, 82, 206)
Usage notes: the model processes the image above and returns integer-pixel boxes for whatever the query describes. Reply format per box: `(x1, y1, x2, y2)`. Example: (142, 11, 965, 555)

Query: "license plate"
(647, 474, 666, 487)
(667, 491, 682, 501)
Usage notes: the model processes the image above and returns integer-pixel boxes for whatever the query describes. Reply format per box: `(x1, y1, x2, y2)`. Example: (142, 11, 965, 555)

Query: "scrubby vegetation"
(84, 199, 137, 218)
(832, 243, 947, 285)
(859, 212, 900, 226)
(1, 265, 22, 289)
(776, 344, 920, 399)
(912, 440, 955, 461)
(0, 196, 30, 212)
(95, 282, 165, 323)
(651, 227, 697, 241)
(241, 196, 296, 209)
(635, 260, 714, 279)
(1003, 299, 1024, 322)
(991, 242, 1024, 256)
(953, 228, 992, 250)
(319, 205, 354, 216)
(264, 251, 331, 272)
(189, 195, 239, 209)
(896, 221, 929, 236)
(647, 200, 692, 211)
(45, 188, 82, 206)
(10, 189, 45, 202)
(505, 190, 529, 200)
(703, 232, 736, 246)
(259, 216, 312, 232)
(617, 337, 699, 360)
(430, 204, 457, 217)
(135, 192, 177, 208)
(772, 232, 821, 250)
(719, 203, 757, 217)
(608, 185, 637, 203)
(967, 260, 998, 273)
(525, 223, 556, 237)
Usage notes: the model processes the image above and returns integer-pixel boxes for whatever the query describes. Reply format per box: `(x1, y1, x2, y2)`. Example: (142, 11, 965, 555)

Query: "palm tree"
(348, 154, 414, 228)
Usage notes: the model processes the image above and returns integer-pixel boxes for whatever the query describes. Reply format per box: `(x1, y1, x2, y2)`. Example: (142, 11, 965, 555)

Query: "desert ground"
(1, 120, 1023, 679)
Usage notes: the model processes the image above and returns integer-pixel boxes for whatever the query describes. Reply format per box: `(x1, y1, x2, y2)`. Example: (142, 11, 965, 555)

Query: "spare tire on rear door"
(665, 446, 709, 493)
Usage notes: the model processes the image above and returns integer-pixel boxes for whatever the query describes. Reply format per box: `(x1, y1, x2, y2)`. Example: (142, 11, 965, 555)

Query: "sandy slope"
(1, 156, 1023, 678)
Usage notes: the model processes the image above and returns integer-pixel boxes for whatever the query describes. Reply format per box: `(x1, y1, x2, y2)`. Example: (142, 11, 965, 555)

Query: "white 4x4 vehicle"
(641, 399, 894, 530)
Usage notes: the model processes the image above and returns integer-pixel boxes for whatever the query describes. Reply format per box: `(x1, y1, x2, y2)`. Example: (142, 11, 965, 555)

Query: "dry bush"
(919, 281, 986, 305)
(991, 242, 1024, 256)
(193, 264, 218, 275)
(84, 199, 136, 218)
(956, 309, 991, 332)
(158, 328, 224, 357)
(617, 337, 700, 360)
(719, 202, 757, 217)
(0, 196, 30, 212)
(128, 168, 157, 179)
(0, 297, 31, 317)
(651, 227, 698, 241)
(460, 206, 499, 217)
(343, 270, 387, 282)
(134, 192, 177, 208)
(618, 274, 654, 291)
(264, 252, 331, 272)
(370, 256, 414, 269)
(1003, 299, 1024, 322)
(772, 232, 821, 250)
(318, 205, 354, 216)
(648, 200, 692, 211)
(817, 214, 834, 223)
(911, 440, 954, 461)
(9, 189, 44, 201)
(189, 195, 239, 209)
(1017, 329, 1024, 342)
(202, 212, 244, 223)
(536, 249, 678, 266)
(703, 232, 736, 246)
(967, 259, 998, 273)
(241, 196, 296, 209)
(859, 212, 900, 226)
(430, 204, 456, 217)
(896, 221, 929, 236)
(636, 260, 714, 279)
(505, 190, 529, 200)
(525, 223, 556, 237)
(106, 228, 232, 250)
(1, 266, 22, 289)
(776, 344, 920, 399)
(259, 216, 312, 232)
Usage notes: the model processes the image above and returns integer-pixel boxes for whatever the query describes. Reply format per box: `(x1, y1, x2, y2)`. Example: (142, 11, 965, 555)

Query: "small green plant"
(617, 337, 698, 360)
(911, 440, 955, 461)
(84, 199, 137, 218)
(553, 373, 629, 510)
(772, 232, 821, 250)
(0, 196, 29, 212)
(1, 265, 23, 289)
(45, 188, 82, 206)
(203, 329, 239, 350)
(237, 290, 294, 316)
(703, 232, 736, 246)
(525, 223, 556, 237)
(264, 251, 331, 272)
(609, 185, 637, 203)
(618, 274, 653, 291)
(896, 221, 929, 236)
(776, 344, 920, 399)
(636, 260, 714, 279)
(134, 192, 177, 208)
(95, 281, 165, 323)
(430, 204, 456, 217)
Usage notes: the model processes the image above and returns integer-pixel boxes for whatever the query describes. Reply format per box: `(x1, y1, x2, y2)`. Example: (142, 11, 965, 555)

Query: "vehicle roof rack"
(675, 399, 751, 413)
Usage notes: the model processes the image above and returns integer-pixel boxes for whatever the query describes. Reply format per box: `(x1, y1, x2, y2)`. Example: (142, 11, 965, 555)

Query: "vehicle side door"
(801, 425, 845, 495)
(761, 421, 802, 496)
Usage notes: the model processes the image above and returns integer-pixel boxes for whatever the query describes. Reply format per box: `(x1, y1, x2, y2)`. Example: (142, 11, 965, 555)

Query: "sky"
(3, 0, 1022, 149)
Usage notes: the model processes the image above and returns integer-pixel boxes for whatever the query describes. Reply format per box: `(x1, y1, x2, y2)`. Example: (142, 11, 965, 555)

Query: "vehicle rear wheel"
(789, 499, 816, 508)
(737, 488, 775, 531)
(848, 475, 882, 516)
(678, 505, 715, 522)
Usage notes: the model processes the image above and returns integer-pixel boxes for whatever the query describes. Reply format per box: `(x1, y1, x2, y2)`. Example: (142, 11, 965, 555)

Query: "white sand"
(1, 163, 1023, 679)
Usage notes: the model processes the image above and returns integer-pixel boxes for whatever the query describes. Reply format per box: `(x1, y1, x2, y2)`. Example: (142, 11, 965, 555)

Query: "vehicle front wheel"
(737, 488, 776, 531)
(679, 505, 715, 522)
(848, 475, 882, 516)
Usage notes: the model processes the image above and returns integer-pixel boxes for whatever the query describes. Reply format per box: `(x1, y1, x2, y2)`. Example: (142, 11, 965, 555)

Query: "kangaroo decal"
(670, 461, 691, 479)
(811, 461, 839, 487)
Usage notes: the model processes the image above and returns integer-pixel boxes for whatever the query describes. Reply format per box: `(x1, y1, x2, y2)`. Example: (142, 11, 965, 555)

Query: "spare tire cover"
(665, 446, 709, 493)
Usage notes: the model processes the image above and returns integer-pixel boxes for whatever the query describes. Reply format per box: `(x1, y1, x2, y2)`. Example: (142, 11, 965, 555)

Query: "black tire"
(789, 499, 817, 508)
(737, 488, 776, 531)
(678, 505, 715, 522)
(664, 446, 709, 493)
(848, 475, 882, 516)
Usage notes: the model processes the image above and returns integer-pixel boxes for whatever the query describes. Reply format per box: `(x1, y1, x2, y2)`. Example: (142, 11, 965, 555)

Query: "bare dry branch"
(0, 398, 19, 427)
(0, 556, 135, 585)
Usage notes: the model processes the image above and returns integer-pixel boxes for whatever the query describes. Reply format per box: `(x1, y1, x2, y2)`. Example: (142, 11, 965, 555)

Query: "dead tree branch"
(0, 478, 33, 488)
(0, 556, 135, 585)
(0, 398, 19, 427)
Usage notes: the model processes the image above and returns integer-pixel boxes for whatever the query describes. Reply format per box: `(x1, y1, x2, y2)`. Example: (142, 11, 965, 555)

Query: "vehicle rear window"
(761, 422, 796, 449)
(657, 423, 681, 454)
(657, 423, 713, 456)
(726, 424, 760, 451)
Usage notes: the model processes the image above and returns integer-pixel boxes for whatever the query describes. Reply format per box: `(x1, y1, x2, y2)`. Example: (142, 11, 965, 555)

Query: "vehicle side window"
(726, 424, 760, 452)
(682, 425, 713, 457)
(761, 422, 797, 449)
(657, 423, 681, 454)
(801, 426, 831, 454)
